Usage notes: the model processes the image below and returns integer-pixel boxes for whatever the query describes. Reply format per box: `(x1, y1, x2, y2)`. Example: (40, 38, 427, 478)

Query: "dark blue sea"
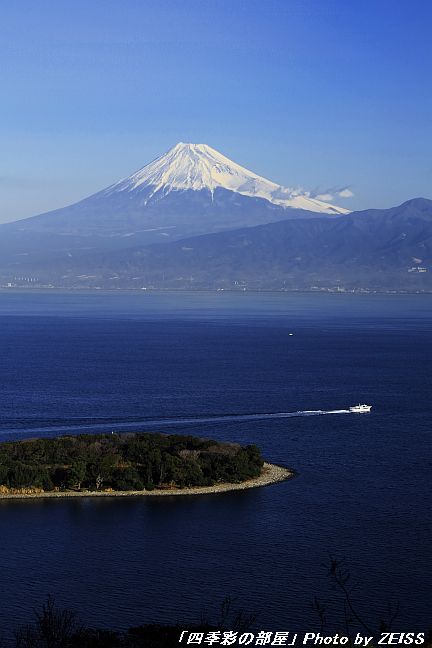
(0, 290, 430, 636)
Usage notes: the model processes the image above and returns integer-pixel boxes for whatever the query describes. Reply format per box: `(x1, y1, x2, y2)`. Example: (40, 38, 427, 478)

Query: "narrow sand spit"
(0, 463, 294, 500)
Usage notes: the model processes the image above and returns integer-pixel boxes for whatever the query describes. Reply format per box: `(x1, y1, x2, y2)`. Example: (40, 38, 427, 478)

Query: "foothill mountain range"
(1, 142, 431, 292)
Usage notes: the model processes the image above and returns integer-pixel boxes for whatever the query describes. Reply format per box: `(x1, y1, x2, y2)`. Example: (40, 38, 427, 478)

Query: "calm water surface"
(0, 291, 430, 635)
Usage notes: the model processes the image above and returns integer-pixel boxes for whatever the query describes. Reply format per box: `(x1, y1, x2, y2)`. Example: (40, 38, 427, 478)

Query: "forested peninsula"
(0, 432, 292, 498)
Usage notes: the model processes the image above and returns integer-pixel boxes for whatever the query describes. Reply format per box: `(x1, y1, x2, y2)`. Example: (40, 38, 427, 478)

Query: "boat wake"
(0, 409, 352, 437)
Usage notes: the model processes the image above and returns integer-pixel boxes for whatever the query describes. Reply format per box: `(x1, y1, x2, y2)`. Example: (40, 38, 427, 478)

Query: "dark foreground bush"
(13, 595, 255, 648)
(9, 561, 432, 648)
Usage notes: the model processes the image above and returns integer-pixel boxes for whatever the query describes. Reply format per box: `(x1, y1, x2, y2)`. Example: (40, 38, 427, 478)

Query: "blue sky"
(0, 0, 431, 223)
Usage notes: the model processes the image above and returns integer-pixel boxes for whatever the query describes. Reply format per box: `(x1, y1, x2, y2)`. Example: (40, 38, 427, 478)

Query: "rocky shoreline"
(0, 462, 294, 500)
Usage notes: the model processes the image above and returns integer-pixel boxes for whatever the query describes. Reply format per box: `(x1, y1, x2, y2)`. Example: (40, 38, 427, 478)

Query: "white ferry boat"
(349, 404, 372, 413)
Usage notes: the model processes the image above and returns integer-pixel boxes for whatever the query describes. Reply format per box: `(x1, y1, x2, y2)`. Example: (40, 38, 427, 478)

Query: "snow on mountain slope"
(0, 142, 350, 270)
(106, 142, 348, 215)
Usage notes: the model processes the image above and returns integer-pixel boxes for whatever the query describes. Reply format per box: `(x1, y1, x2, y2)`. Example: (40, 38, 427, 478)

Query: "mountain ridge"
(7, 198, 431, 292)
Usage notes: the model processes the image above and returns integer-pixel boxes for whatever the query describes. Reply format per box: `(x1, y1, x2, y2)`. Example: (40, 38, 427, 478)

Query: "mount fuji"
(0, 143, 349, 270)
(104, 142, 348, 214)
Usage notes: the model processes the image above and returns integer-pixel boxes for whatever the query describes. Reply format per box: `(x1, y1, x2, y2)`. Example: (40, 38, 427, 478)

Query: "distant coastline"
(0, 463, 293, 500)
(1, 286, 432, 295)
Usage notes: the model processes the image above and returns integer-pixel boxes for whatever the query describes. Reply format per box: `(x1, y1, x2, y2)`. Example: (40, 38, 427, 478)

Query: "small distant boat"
(349, 404, 372, 413)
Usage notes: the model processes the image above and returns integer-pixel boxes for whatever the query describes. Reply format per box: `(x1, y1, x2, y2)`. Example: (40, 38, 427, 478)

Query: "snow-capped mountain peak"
(106, 142, 348, 215)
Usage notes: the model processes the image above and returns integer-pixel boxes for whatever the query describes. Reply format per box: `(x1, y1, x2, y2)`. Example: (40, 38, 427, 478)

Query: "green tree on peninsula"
(0, 433, 264, 493)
